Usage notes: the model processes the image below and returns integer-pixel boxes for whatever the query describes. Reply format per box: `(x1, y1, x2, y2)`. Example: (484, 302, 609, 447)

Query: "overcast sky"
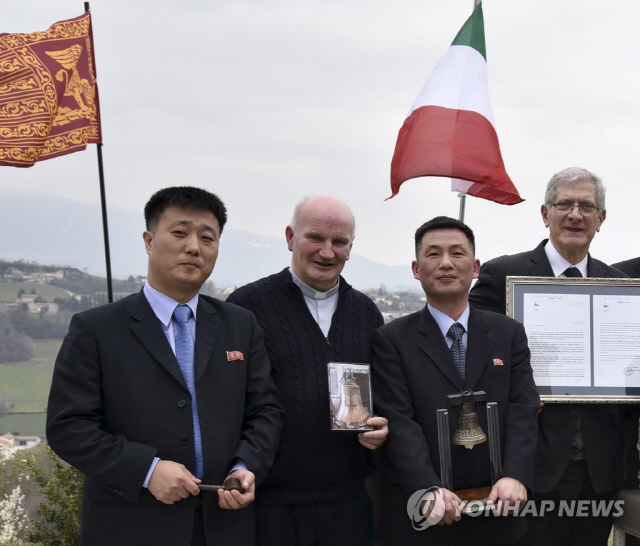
(2, 0, 639, 277)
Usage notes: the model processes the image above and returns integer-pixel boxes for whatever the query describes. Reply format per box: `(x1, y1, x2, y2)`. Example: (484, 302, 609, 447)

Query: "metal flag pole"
(95, 133, 113, 304)
(458, 0, 482, 223)
(458, 192, 466, 223)
(85, 1, 113, 303)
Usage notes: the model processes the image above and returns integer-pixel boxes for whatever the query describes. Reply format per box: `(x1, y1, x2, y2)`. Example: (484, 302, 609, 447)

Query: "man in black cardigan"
(469, 167, 632, 546)
(227, 195, 388, 546)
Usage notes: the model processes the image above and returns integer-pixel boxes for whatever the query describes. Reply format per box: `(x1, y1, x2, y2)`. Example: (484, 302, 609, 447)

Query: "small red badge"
(493, 358, 504, 366)
(226, 351, 244, 361)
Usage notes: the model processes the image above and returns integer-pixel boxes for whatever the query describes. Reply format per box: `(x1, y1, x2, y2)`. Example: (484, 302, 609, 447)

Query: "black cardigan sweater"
(227, 268, 383, 505)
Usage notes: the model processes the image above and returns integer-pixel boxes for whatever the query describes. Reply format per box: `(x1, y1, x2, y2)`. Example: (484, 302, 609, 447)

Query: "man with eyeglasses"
(469, 167, 631, 546)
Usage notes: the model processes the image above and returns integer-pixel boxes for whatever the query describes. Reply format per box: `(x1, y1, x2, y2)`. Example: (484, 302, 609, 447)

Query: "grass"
(0, 412, 46, 436)
(0, 338, 61, 435)
(0, 281, 71, 303)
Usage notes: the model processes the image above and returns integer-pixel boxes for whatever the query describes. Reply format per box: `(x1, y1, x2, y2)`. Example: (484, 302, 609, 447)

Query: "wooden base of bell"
(454, 485, 491, 501)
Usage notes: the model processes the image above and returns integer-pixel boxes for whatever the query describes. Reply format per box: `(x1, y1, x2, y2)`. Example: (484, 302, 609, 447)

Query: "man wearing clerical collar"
(227, 195, 388, 546)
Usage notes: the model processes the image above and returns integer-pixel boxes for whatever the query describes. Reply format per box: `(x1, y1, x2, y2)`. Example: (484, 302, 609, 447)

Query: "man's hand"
(421, 488, 463, 526)
(487, 477, 527, 515)
(358, 416, 388, 450)
(148, 460, 201, 504)
(218, 469, 255, 510)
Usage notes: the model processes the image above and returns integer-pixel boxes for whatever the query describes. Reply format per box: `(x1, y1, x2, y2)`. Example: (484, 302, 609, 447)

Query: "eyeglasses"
(550, 202, 600, 217)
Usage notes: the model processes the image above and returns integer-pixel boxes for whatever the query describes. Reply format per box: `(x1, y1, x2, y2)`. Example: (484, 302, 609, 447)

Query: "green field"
(0, 281, 71, 303)
(0, 338, 62, 436)
(0, 413, 46, 436)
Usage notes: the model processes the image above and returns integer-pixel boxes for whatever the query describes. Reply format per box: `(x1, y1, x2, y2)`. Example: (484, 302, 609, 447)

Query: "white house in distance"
(0, 433, 41, 460)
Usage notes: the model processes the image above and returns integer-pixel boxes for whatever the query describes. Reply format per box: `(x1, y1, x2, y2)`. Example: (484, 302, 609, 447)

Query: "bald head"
(286, 195, 355, 291)
(290, 195, 355, 240)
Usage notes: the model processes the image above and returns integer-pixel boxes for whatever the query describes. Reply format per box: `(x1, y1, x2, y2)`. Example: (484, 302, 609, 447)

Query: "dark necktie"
(557, 270, 586, 458)
(447, 322, 466, 381)
(173, 304, 203, 478)
(563, 267, 583, 278)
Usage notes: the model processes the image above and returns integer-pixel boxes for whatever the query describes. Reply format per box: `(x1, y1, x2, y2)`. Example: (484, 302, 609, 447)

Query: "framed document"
(328, 362, 373, 430)
(506, 276, 640, 403)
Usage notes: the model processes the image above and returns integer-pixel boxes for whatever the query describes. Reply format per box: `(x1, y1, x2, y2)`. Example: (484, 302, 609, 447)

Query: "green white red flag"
(389, 3, 523, 205)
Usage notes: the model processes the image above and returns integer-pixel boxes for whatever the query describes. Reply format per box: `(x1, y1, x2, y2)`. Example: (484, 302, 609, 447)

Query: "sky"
(1, 0, 639, 277)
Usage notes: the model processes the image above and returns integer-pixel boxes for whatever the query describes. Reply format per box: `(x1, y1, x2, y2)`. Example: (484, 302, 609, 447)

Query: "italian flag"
(389, 3, 523, 205)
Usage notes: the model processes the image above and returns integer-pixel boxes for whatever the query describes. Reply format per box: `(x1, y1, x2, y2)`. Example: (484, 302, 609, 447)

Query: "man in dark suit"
(372, 216, 540, 546)
(46, 187, 283, 546)
(612, 257, 640, 278)
(611, 256, 640, 546)
(469, 167, 630, 546)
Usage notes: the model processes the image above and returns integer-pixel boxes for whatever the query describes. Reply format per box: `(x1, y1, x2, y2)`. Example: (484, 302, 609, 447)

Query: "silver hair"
(544, 167, 606, 210)
(289, 195, 356, 239)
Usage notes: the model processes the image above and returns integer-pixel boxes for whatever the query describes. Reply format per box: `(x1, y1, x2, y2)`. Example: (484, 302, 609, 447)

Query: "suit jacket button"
(570, 410, 576, 417)
(180, 436, 189, 445)
(177, 399, 186, 408)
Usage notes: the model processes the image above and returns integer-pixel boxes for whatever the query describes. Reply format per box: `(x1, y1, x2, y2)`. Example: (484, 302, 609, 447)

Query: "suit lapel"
(464, 309, 495, 391)
(587, 255, 612, 278)
(130, 291, 187, 388)
(418, 308, 464, 390)
(194, 297, 219, 383)
(527, 240, 555, 276)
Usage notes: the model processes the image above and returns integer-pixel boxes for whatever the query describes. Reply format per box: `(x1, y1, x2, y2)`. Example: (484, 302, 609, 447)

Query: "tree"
(0, 330, 35, 363)
(8, 309, 67, 340)
(0, 482, 27, 544)
(0, 313, 35, 363)
(0, 398, 13, 417)
(14, 447, 82, 546)
(200, 280, 216, 297)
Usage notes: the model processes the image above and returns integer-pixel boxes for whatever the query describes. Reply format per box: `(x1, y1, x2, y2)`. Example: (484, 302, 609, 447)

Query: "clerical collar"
(289, 267, 340, 299)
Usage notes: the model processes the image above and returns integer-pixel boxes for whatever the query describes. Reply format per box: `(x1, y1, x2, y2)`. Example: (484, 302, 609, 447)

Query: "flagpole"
(458, 192, 466, 222)
(458, 0, 482, 223)
(96, 140, 113, 303)
(85, 1, 113, 304)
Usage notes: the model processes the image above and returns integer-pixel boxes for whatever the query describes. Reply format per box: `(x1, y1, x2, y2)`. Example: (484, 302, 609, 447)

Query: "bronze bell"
(451, 401, 487, 450)
(335, 372, 370, 427)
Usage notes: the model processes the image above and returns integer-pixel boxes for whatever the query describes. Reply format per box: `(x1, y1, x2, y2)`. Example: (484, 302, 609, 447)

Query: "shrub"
(13, 447, 82, 546)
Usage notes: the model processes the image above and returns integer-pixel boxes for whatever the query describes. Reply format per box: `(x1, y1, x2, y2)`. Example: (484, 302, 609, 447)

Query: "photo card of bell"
(328, 362, 373, 431)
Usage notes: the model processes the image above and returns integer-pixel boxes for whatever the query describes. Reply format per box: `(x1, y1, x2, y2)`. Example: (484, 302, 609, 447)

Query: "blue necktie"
(447, 322, 466, 381)
(173, 304, 203, 478)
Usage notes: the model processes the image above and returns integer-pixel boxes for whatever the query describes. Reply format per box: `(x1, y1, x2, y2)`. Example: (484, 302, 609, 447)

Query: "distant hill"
(0, 190, 416, 291)
(0, 280, 71, 304)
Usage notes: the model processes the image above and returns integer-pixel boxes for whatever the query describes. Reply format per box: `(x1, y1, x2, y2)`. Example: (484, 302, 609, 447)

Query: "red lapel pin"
(226, 351, 244, 361)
